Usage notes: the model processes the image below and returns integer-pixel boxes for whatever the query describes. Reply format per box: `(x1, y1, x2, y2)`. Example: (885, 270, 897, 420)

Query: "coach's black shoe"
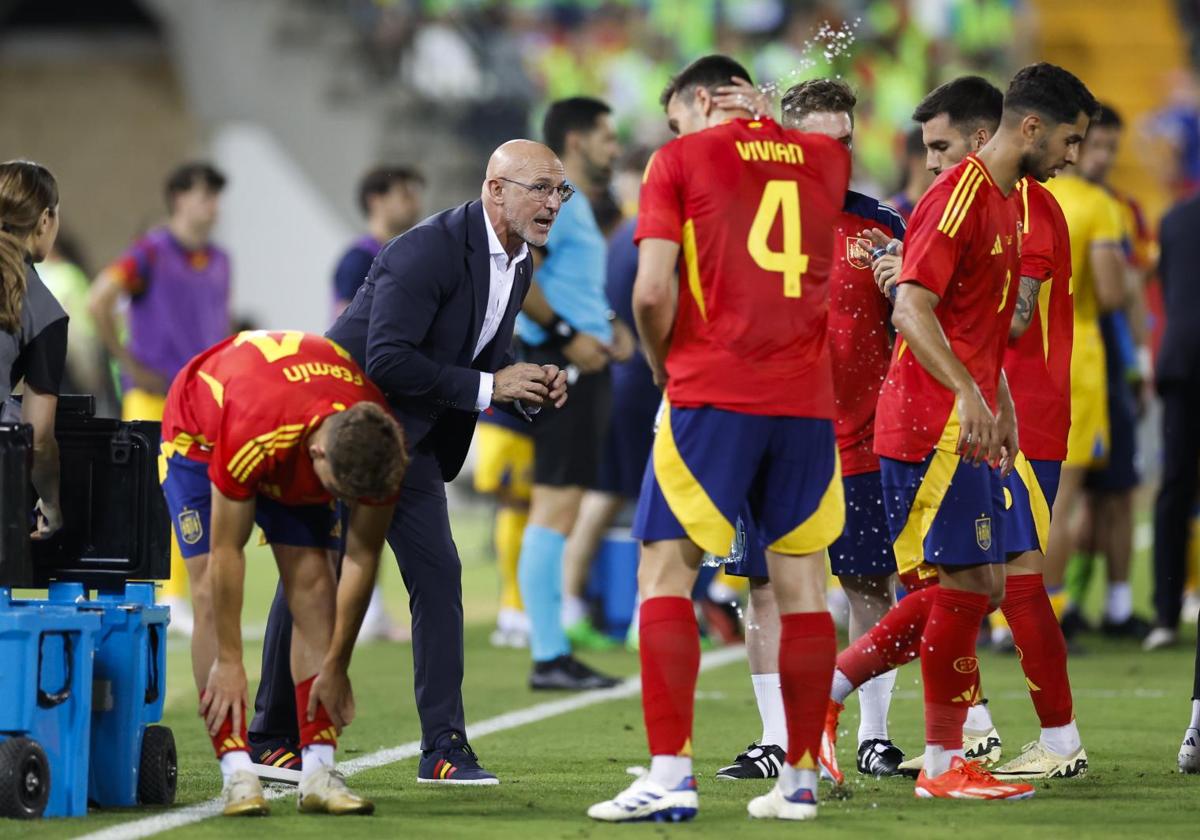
(857, 739, 910, 778)
(1100, 614, 1152, 640)
(418, 732, 499, 785)
(529, 654, 620, 691)
(715, 742, 784, 780)
(250, 737, 301, 770)
(248, 734, 302, 784)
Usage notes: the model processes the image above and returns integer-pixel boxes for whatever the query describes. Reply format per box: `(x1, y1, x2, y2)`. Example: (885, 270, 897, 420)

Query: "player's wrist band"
(544, 315, 577, 347)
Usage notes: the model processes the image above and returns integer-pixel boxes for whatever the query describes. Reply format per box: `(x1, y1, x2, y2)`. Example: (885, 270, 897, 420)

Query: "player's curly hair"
(324, 402, 409, 501)
(781, 78, 858, 126)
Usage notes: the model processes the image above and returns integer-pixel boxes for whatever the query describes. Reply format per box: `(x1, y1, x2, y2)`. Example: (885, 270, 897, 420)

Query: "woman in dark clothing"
(0, 160, 68, 538)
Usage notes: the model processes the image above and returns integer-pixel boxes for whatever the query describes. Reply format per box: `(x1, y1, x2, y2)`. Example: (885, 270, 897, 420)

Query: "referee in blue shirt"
(517, 97, 635, 690)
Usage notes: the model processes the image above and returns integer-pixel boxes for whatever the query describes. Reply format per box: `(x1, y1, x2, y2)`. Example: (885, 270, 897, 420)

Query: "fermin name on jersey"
(282, 361, 364, 386)
(734, 140, 805, 166)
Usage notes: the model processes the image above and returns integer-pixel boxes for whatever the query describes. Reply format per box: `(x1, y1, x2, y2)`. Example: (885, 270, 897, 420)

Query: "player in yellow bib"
(1043, 166, 1127, 612)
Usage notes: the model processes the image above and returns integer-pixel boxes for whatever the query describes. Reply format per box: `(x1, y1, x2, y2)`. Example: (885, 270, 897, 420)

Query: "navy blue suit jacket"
(328, 200, 532, 481)
(1157, 191, 1200, 386)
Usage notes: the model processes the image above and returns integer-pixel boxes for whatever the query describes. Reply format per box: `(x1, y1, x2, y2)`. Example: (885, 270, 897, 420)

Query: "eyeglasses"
(498, 177, 575, 204)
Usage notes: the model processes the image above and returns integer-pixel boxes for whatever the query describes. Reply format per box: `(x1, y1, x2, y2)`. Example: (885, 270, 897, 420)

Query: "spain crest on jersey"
(975, 515, 993, 551)
(178, 508, 204, 545)
(846, 236, 872, 270)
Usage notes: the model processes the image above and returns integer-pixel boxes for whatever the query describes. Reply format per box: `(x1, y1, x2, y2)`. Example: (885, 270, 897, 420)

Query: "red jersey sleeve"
(108, 236, 156, 295)
(1019, 181, 1055, 282)
(899, 177, 970, 299)
(634, 143, 685, 244)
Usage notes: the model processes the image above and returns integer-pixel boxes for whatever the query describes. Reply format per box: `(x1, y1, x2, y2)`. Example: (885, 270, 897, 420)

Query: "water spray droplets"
(764, 18, 862, 114)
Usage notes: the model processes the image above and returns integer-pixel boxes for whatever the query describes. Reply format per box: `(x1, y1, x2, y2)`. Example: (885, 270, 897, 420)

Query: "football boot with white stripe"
(715, 743, 785, 780)
(1178, 728, 1200, 774)
(857, 739, 910, 778)
(588, 768, 698, 823)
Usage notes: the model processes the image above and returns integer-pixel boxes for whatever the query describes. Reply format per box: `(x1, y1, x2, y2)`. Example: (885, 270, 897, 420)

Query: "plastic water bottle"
(702, 516, 747, 567)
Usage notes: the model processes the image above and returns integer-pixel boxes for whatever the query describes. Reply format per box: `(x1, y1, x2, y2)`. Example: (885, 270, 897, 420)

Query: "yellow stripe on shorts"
(653, 404, 733, 556)
(1014, 452, 1052, 555)
(767, 449, 845, 556)
(892, 450, 960, 575)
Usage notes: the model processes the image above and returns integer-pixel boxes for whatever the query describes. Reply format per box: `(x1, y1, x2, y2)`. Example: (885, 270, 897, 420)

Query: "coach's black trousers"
(250, 450, 466, 750)
(1152, 381, 1200, 631)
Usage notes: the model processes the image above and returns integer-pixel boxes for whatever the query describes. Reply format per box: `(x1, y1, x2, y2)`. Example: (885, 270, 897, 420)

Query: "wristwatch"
(545, 315, 577, 347)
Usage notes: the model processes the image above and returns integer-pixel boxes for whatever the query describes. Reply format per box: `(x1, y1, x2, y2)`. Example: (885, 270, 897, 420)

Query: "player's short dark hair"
(542, 97, 612, 155)
(357, 165, 425, 216)
(324, 402, 409, 501)
(164, 162, 226, 211)
(912, 76, 1003, 135)
(660, 54, 752, 109)
(1093, 102, 1123, 130)
(781, 78, 857, 127)
(904, 126, 925, 158)
(1003, 62, 1098, 127)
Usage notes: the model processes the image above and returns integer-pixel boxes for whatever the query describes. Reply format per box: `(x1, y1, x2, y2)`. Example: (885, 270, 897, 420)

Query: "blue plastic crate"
(84, 582, 172, 807)
(0, 586, 101, 818)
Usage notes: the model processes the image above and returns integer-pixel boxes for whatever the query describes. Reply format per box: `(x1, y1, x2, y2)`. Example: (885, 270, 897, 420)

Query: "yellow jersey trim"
(936, 166, 977, 232)
(946, 168, 986, 238)
(226, 423, 306, 484)
(681, 219, 707, 321)
(197, 370, 224, 408)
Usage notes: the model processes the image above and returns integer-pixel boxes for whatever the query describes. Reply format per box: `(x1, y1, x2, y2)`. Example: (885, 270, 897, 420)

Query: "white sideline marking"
(73, 646, 746, 840)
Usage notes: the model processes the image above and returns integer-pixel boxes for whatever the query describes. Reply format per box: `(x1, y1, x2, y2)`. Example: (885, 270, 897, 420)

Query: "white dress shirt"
(474, 214, 528, 410)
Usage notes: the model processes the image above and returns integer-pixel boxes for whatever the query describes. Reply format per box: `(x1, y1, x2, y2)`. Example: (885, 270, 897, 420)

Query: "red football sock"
(295, 674, 339, 749)
(780, 611, 837, 768)
(639, 596, 700, 756)
(921, 587, 990, 749)
(202, 690, 249, 758)
(837, 584, 940, 688)
(1001, 573, 1074, 727)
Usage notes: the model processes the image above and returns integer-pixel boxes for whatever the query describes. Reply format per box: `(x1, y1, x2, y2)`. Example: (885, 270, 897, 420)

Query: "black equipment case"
(0, 396, 170, 587)
(0, 423, 32, 585)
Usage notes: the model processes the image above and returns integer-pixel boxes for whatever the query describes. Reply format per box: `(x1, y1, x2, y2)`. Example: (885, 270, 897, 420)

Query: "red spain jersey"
(874, 155, 1022, 461)
(635, 117, 851, 417)
(161, 330, 391, 504)
(1003, 178, 1074, 461)
(831, 192, 906, 475)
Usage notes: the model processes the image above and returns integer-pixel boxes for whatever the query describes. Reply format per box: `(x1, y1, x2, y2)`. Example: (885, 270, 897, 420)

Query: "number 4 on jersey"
(747, 180, 809, 298)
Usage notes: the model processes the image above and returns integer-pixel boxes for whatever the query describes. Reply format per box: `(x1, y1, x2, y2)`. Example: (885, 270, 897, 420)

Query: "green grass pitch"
(6, 507, 1198, 838)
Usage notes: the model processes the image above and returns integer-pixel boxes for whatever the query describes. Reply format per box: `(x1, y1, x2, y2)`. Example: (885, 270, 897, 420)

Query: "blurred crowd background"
(2, 0, 1195, 338)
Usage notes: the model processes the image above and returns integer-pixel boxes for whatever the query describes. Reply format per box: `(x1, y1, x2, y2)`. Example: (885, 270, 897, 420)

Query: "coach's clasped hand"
(493, 362, 568, 408)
